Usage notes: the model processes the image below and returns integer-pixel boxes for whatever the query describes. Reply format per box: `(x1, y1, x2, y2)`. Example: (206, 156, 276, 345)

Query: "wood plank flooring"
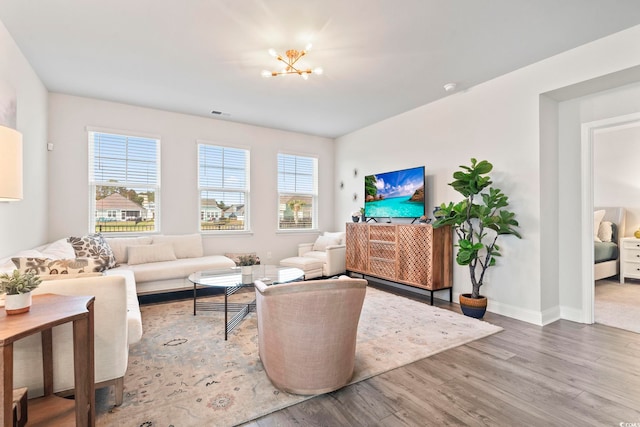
(242, 283, 640, 427)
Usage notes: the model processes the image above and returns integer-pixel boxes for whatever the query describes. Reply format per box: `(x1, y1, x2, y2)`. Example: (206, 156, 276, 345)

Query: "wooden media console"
(346, 223, 452, 304)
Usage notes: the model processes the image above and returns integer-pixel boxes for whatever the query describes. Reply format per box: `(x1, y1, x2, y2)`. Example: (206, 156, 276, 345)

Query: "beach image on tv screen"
(364, 166, 425, 218)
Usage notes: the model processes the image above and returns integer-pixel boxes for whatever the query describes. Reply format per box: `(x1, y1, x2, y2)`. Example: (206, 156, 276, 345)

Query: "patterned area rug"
(595, 279, 640, 333)
(96, 286, 502, 426)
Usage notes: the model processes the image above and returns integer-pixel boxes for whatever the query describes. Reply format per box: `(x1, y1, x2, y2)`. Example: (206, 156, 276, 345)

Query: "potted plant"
(433, 158, 521, 318)
(237, 254, 260, 283)
(1, 270, 42, 315)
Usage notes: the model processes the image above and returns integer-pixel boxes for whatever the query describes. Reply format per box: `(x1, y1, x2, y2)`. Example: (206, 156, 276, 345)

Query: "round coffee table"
(188, 266, 303, 340)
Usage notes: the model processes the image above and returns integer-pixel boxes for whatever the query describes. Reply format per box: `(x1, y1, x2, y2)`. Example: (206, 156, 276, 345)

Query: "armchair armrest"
(324, 244, 346, 276)
(13, 275, 129, 396)
(298, 242, 314, 257)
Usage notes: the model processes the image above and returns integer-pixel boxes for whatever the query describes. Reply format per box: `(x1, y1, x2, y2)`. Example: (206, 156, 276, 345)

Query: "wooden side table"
(0, 294, 95, 427)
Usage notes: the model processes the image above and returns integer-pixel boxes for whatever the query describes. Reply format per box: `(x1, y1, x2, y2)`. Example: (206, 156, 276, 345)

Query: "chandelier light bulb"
(304, 43, 313, 52)
(313, 67, 323, 75)
(263, 45, 322, 79)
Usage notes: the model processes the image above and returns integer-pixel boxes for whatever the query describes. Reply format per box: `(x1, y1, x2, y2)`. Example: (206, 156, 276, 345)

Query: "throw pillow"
(152, 234, 203, 259)
(39, 272, 104, 281)
(12, 257, 102, 274)
(323, 231, 346, 245)
(68, 234, 117, 271)
(40, 238, 77, 260)
(105, 236, 153, 264)
(127, 243, 177, 265)
(313, 235, 341, 252)
(593, 210, 606, 242)
(598, 221, 613, 243)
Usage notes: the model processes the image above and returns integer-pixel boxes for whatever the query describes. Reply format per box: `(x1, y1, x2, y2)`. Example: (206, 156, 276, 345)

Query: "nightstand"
(620, 237, 640, 283)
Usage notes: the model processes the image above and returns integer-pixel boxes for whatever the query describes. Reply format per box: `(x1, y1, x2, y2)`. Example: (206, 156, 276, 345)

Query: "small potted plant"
(433, 158, 521, 318)
(1, 270, 42, 314)
(237, 254, 260, 283)
(351, 210, 362, 222)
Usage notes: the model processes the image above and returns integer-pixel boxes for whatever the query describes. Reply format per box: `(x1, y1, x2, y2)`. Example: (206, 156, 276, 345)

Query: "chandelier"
(261, 44, 323, 80)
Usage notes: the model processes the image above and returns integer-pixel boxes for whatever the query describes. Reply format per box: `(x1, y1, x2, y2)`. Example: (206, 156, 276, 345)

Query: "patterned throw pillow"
(12, 257, 102, 274)
(68, 234, 117, 271)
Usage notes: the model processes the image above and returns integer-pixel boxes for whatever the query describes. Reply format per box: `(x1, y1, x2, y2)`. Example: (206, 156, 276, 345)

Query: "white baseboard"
(559, 305, 589, 324)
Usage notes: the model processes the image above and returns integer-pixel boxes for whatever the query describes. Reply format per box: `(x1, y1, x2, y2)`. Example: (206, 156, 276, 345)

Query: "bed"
(594, 207, 626, 281)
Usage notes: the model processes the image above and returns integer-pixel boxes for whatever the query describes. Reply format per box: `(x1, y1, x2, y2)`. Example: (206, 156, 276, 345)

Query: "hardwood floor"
(243, 284, 640, 427)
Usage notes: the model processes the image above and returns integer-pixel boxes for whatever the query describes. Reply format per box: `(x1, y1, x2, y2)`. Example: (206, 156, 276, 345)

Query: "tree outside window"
(278, 154, 317, 230)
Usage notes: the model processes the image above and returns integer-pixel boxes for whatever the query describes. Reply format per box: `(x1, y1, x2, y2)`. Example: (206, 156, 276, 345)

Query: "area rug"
(95, 286, 502, 426)
(595, 279, 640, 333)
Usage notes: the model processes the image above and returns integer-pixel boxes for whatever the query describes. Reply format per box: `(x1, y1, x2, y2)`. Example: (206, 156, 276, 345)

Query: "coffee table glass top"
(188, 265, 304, 288)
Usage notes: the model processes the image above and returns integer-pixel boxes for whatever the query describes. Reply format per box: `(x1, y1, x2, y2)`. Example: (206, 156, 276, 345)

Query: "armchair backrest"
(254, 277, 367, 395)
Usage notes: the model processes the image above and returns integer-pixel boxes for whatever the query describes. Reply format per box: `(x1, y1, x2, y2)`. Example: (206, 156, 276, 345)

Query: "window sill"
(275, 229, 320, 235)
(201, 230, 254, 237)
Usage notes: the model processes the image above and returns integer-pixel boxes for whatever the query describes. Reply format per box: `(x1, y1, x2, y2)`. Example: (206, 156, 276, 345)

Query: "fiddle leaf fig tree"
(433, 159, 521, 299)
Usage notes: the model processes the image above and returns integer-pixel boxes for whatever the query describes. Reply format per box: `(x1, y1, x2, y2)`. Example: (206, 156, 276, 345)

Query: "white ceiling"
(1, 1, 640, 138)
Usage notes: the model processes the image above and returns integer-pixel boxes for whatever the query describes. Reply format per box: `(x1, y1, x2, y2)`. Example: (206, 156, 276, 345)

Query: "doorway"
(581, 112, 640, 327)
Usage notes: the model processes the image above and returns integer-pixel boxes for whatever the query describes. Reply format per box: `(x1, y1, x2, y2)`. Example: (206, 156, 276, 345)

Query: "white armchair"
(298, 231, 346, 277)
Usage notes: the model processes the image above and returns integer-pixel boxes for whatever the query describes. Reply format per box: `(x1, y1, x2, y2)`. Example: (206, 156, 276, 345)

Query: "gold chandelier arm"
(265, 47, 316, 78)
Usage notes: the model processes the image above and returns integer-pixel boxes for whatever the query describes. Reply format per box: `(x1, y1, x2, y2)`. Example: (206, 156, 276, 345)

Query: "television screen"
(364, 166, 425, 219)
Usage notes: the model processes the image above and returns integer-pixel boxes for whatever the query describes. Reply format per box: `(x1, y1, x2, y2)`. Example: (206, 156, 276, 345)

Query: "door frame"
(580, 112, 640, 323)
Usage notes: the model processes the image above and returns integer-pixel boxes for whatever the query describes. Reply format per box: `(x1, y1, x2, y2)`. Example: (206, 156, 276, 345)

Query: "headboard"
(595, 206, 626, 243)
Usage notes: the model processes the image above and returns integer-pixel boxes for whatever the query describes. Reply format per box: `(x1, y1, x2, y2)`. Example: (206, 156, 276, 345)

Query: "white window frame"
(197, 142, 250, 233)
(277, 152, 318, 231)
(88, 128, 161, 234)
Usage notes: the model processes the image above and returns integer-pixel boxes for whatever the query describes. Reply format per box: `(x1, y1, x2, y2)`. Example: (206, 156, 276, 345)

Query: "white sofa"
(295, 231, 347, 277)
(0, 233, 236, 406)
(105, 234, 236, 295)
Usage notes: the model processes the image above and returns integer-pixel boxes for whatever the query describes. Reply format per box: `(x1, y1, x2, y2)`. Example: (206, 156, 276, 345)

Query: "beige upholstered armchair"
(254, 277, 367, 395)
(297, 231, 346, 277)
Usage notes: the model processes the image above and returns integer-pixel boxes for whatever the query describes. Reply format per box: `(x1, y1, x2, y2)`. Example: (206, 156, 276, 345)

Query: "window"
(198, 143, 249, 232)
(88, 130, 160, 233)
(278, 153, 317, 230)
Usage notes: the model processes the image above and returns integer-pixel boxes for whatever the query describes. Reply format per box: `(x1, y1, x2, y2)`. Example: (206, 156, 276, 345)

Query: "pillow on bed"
(594, 210, 606, 242)
(598, 221, 613, 243)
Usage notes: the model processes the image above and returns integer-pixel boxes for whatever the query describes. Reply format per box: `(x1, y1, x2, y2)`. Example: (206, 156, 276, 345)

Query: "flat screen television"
(364, 166, 425, 220)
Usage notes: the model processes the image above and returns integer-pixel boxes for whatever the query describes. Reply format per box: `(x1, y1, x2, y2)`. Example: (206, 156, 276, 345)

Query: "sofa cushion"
(68, 234, 117, 270)
(127, 243, 177, 265)
(302, 251, 327, 263)
(105, 236, 153, 264)
(152, 234, 203, 259)
(120, 255, 235, 283)
(12, 257, 103, 274)
(313, 235, 341, 252)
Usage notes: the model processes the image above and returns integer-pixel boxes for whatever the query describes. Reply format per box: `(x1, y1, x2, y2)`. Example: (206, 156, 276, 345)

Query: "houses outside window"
(198, 143, 249, 232)
(88, 129, 160, 233)
(277, 153, 317, 230)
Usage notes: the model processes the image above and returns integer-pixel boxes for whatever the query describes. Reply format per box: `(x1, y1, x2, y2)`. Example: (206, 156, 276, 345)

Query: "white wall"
(593, 122, 640, 234)
(47, 94, 334, 263)
(335, 25, 640, 324)
(0, 21, 48, 258)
